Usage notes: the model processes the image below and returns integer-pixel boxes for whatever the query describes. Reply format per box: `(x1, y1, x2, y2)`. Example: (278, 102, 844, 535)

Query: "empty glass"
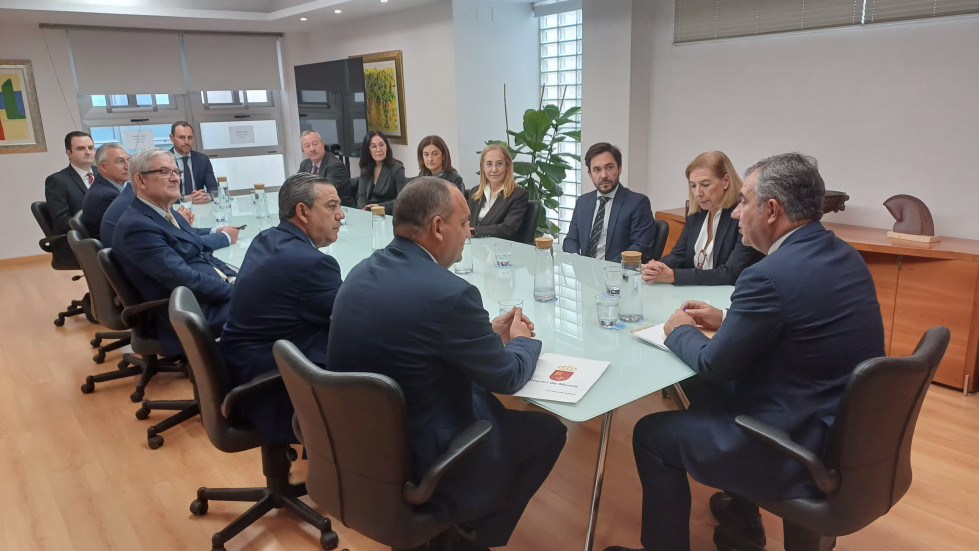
(493, 242, 513, 268)
(498, 298, 523, 316)
(604, 266, 622, 296)
(595, 294, 619, 329)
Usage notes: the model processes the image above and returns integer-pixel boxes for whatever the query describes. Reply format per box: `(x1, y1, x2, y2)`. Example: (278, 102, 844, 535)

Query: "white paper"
(123, 129, 154, 151)
(512, 353, 610, 403)
(228, 125, 255, 145)
(632, 323, 669, 351)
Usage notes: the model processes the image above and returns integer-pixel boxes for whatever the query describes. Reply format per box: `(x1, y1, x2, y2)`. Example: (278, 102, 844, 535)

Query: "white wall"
(0, 25, 80, 260)
(643, 3, 979, 238)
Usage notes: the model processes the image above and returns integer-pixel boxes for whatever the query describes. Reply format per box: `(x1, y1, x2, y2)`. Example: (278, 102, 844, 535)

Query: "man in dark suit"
(44, 131, 95, 265)
(327, 177, 567, 551)
(112, 148, 237, 357)
(299, 129, 354, 207)
(80, 142, 129, 240)
(220, 172, 345, 445)
(170, 121, 217, 203)
(563, 142, 655, 262)
(604, 153, 886, 551)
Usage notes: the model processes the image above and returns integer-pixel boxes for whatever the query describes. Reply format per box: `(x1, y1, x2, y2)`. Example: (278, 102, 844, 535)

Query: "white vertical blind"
(70, 29, 184, 94)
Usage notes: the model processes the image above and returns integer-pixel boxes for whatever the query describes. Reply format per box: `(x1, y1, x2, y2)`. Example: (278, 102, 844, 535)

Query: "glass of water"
(493, 242, 513, 268)
(604, 266, 622, 296)
(595, 293, 619, 329)
(498, 298, 523, 316)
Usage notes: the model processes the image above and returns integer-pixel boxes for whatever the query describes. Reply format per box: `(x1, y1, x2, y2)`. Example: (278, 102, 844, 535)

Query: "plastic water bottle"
(533, 237, 557, 302)
(252, 183, 269, 223)
(371, 206, 387, 250)
(618, 250, 643, 322)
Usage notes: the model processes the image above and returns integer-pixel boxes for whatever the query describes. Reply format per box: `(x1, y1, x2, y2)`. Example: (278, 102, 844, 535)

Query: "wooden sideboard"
(655, 208, 979, 391)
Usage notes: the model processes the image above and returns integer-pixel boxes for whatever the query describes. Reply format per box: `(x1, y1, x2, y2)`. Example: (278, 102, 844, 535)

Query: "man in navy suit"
(44, 131, 95, 265)
(563, 142, 655, 262)
(604, 154, 886, 551)
(112, 148, 237, 357)
(299, 130, 354, 207)
(220, 172, 345, 445)
(170, 121, 217, 204)
(80, 142, 129, 240)
(327, 178, 567, 551)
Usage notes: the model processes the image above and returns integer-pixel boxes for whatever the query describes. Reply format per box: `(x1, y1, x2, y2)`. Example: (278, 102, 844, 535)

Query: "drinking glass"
(498, 298, 523, 316)
(595, 293, 619, 329)
(493, 242, 512, 268)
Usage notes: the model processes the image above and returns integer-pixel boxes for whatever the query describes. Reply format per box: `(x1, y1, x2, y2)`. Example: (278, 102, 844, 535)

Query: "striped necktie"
(585, 196, 609, 258)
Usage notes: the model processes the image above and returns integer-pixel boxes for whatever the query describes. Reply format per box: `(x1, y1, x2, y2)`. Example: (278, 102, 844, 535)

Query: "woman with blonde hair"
(643, 151, 762, 285)
(468, 144, 529, 241)
(416, 135, 465, 193)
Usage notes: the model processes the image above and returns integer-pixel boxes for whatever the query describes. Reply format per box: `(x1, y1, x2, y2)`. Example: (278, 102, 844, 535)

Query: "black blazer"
(299, 153, 355, 208)
(80, 175, 123, 240)
(660, 206, 763, 285)
(423, 170, 466, 194)
(44, 165, 90, 265)
(172, 149, 217, 195)
(357, 162, 407, 215)
(467, 186, 529, 241)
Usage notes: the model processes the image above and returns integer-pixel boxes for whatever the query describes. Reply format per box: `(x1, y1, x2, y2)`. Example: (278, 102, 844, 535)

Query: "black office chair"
(98, 248, 198, 449)
(713, 326, 950, 551)
(168, 287, 337, 551)
(516, 199, 543, 245)
(274, 339, 493, 551)
(650, 218, 670, 261)
(68, 210, 89, 239)
(31, 200, 91, 326)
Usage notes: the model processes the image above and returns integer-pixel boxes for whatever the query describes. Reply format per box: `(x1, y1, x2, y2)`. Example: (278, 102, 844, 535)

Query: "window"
(86, 94, 177, 112)
(539, 6, 583, 240)
(200, 90, 275, 109)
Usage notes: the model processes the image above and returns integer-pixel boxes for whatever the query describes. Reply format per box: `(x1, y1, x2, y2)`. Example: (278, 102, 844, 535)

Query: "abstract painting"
(0, 60, 46, 154)
(353, 50, 407, 145)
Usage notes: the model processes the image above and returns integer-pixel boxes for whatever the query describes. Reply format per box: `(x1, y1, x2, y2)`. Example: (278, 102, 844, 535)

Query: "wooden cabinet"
(655, 209, 979, 391)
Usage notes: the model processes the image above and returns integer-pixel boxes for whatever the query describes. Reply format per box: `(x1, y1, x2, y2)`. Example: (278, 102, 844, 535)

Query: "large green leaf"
(512, 161, 535, 176)
(522, 109, 551, 142)
(560, 130, 581, 141)
(538, 161, 567, 184)
(543, 104, 561, 122)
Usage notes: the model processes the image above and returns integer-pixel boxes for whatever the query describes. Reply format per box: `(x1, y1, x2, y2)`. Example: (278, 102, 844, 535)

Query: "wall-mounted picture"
(352, 50, 407, 145)
(0, 60, 46, 154)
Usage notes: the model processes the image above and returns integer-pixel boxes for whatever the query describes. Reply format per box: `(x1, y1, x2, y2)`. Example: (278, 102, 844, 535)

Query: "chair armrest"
(221, 371, 284, 418)
(120, 298, 171, 327)
(402, 420, 493, 506)
(38, 233, 65, 253)
(735, 415, 840, 495)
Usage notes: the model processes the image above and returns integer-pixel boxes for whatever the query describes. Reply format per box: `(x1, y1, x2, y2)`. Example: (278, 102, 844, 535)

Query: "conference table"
(199, 195, 734, 551)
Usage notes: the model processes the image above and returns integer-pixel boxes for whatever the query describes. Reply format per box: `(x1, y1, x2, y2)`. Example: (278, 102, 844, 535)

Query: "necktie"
(312, 164, 319, 175)
(86, 172, 94, 186)
(165, 210, 228, 281)
(181, 156, 193, 195)
(164, 210, 181, 229)
(585, 196, 609, 258)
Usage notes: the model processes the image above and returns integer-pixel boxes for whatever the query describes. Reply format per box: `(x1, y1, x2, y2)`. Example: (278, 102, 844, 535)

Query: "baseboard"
(0, 254, 50, 267)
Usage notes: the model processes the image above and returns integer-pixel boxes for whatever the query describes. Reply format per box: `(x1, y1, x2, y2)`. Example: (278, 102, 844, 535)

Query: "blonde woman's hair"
(685, 151, 742, 215)
(472, 144, 516, 202)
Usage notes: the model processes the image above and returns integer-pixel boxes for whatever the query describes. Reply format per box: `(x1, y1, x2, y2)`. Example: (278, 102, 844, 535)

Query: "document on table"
(632, 323, 716, 351)
(512, 353, 611, 404)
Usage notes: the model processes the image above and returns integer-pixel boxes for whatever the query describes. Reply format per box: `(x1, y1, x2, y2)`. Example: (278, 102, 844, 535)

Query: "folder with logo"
(511, 353, 611, 404)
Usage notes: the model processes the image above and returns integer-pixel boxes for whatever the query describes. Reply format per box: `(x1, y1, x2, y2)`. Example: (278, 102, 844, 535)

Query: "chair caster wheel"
(320, 531, 339, 550)
(117, 359, 129, 369)
(90, 337, 101, 347)
(93, 352, 106, 364)
(80, 380, 95, 394)
(190, 499, 208, 515)
(286, 447, 298, 461)
(54, 317, 65, 327)
(135, 407, 150, 420)
(130, 389, 144, 403)
(148, 435, 164, 449)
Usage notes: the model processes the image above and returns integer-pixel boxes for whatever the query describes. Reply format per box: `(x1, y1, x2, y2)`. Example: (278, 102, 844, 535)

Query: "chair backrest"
(274, 340, 429, 545)
(784, 326, 949, 535)
(97, 248, 165, 354)
(168, 286, 259, 453)
(67, 230, 124, 330)
(69, 210, 89, 239)
(32, 200, 78, 270)
(517, 199, 543, 245)
(31, 201, 56, 237)
(649, 219, 669, 261)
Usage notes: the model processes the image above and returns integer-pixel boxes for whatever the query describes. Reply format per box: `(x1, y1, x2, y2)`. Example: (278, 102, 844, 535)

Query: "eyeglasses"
(368, 144, 386, 151)
(696, 248, 708, 269)
(483, 161, 507, 170)
(142, 168, 183, 178)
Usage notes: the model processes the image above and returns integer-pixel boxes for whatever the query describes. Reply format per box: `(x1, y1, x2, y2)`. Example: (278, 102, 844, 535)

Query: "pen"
(236, 225, 247, 230)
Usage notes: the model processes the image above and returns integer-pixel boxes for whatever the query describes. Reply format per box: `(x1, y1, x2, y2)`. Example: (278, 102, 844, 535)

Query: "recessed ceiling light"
(300, 17, 307, 21)
(334, 9, 342, 13)
(381, 0, 389, 3)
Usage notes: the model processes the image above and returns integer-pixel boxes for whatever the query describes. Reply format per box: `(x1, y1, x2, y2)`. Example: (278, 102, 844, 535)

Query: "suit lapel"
(375, 164, 390, 193)
(580, 191, 597, 244)
(66, 166, 88, 195)
(480, 190, 509, 223)
(605, 185, 628, 249)
(133, 200, 204, 248)
(713, 209, 733, 263)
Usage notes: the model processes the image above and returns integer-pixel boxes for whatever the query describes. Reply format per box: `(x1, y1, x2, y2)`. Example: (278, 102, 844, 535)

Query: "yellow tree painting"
(356, 51, 407, 145)
(0, 60, 46, 153)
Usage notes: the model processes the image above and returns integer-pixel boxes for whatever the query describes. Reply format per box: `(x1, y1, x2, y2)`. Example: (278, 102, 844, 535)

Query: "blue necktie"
(181, 156, 194, 195)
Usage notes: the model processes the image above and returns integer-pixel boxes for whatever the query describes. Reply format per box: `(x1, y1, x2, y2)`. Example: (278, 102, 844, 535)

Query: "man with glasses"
(80, 142, 129, 240)
(170, 121, 217, 204)
(112, 148, 238, 357)
(563, 142, 655, 262)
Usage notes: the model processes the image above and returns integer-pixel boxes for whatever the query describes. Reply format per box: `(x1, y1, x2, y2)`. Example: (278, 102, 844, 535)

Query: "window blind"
(69, 29, 185, 94)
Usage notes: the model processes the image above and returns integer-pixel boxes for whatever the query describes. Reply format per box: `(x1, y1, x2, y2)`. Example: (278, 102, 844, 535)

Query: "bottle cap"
(621, 251, 642, 263)
(371, 206, 386, 216)
(535, 237, 553, 249)
(217, 176, 227, 183)
(254, 183, 265, 190)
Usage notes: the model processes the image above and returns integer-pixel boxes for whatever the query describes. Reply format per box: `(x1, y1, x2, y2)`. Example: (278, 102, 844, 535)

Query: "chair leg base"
(80, 353, 143, 394)
(140, 401, 200, 449)
(783, 520, 836, 551)
(714, 523, 766, 551)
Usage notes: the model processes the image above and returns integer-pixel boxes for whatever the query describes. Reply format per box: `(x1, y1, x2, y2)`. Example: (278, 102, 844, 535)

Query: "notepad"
(632, 323, 717, 351)
(512, 353, 611, 404)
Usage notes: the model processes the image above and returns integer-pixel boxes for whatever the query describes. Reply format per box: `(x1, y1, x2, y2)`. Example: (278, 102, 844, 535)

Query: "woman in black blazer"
(416, 135, 466, 193)
(468, 144, 528, 241)
(643, 151, 763, 285)
(357, 131, 407, 215)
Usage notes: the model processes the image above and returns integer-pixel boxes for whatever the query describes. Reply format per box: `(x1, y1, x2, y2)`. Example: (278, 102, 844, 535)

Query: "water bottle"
(618, 250, 643, 322)
(217, 176, 230, 203)
(371, 206, 387, 250)
(533, 237, 557, 302)
(453, 237, 474, 274)
(252, 183, 269, 223)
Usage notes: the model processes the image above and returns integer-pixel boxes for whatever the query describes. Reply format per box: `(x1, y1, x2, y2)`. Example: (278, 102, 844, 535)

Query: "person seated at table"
(220, 172, 345, 445)
(357, 130, 407, 215)
(328, 177, 566, 551)
(467, 144, 529, 241)
(642, 151, 763, 286)
(416, 134, 466, 193)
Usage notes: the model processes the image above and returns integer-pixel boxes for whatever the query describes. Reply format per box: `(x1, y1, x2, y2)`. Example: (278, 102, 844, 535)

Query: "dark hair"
(359, 131, 397, 179)
(64, 131, 92, 151)
(744, 153, 825, 222)
(279, 172, 333, 220)
(393, 177, 454, 237)
(584, 142, 622, 171)
(170, 121, 192, 135)
(416, 135, 454, 176)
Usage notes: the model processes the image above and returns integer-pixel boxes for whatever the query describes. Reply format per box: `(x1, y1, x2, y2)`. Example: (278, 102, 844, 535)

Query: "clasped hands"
(492, 307, 535, 345)
(642, 260, 674, 283)
(664, 300, 722, 337)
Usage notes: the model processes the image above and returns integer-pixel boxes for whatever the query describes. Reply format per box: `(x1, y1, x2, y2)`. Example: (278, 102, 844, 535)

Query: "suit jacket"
(419, 170, 465, 194)
(80, 175, 123, 240)
(327, 236, 546, 520)
(172, 149, 218, 195)
(220, 220, 342, 444)
(356, 162, 407, 214)
(101, 185, 230, 252)
(299, 154, 355, 207)
(663, 221, 885, 499)
(468, 186, 529, 241)
(44, 165, 89, 265)
(660, 206, 764, 285)
(113, 199, 236, 356)
(562, 184, 655, 262)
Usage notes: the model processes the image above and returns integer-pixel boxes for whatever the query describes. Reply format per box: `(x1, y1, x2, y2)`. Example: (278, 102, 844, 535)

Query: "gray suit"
(299, 153, 354, 207)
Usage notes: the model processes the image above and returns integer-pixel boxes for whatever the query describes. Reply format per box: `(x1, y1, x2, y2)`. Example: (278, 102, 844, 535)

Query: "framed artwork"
(0, 60, 46, 154)
(352, 50, 407, 145)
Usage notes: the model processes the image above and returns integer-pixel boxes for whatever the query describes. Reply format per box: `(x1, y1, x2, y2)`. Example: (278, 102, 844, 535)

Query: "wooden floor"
(2, 256, 978, 551)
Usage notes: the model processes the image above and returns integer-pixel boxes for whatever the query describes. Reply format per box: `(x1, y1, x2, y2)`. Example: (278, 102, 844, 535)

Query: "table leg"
(584, 410, 614, 551)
